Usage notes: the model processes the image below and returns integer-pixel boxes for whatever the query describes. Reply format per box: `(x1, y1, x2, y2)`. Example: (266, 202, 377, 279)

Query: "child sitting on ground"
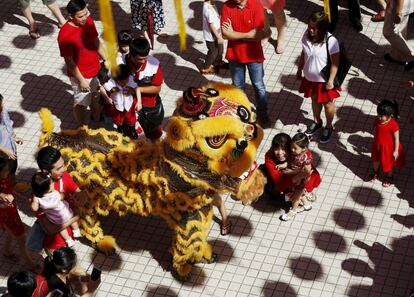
(0, 158, 36, 269)
(102, 64, 142, 139)
(279, 132, 315, 221)
(31, 172, 81, 247)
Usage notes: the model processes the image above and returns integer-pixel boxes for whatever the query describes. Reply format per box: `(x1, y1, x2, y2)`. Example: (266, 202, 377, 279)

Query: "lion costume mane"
(38, 83, 266, 279)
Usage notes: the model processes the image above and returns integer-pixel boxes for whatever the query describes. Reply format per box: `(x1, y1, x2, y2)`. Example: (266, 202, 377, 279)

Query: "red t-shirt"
(31, 275, 50, 297)
(58, 16, 101, 78)
(36, 172, 78, 250)
(127, 55, 163, 107)
(221, 0, 265, 63)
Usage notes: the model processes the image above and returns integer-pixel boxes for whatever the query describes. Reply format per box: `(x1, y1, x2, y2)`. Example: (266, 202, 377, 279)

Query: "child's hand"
(393, 151, 399, 160)
(275, 162, 287, 170)
(110, 87, 120, 93)
(135, 102, 142, 112)
(124, 87, 134, 96)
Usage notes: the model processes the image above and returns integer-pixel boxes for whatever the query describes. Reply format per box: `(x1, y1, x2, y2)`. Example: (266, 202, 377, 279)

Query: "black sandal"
(220, 221, 232, 236)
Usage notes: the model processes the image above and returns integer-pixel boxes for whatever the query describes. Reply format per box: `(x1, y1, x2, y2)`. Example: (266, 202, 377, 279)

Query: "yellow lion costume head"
(38, 83, 266, 279)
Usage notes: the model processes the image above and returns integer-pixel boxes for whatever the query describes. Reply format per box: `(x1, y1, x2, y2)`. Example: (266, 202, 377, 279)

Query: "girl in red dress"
(370, 100, 405, 187)
(0, 158, 36, 269)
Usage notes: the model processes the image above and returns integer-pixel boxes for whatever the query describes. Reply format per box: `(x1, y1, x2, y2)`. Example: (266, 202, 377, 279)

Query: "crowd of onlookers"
(0, 0, 413, 295)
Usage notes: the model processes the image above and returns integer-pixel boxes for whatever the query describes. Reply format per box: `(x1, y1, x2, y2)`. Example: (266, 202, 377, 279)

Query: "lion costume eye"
(237, 106, 250, 123)
(206, 135, 227, 149)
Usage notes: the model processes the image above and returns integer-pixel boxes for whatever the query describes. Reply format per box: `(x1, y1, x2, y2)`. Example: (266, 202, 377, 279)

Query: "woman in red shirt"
(263, 133, 321, 209)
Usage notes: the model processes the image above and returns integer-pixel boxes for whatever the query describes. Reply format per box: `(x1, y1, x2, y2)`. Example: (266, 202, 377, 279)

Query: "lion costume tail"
(38, 108, 54, 147)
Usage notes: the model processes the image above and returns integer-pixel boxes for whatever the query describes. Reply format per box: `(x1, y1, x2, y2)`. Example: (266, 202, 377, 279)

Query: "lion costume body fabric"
(38, 83, 266, 278)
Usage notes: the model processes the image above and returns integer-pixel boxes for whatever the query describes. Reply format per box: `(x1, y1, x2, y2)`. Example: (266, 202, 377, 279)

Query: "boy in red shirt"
(58, 0, 106, 127)
(123, 37, 164, 140)
(221, 0, 271, 128)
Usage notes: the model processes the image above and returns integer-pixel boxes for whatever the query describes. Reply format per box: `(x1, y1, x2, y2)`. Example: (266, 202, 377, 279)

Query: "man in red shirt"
(58, 0, 106, 127)
(123, 37, 164, 140)
(221, 0, 271, 128)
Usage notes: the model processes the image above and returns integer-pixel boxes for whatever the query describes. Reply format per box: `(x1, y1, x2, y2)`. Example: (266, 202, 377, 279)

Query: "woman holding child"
(33, 146, 86, 255)
(264, 133, 321, 221)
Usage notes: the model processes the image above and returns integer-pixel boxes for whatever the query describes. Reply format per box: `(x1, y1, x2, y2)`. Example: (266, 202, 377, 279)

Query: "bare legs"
(311, 98, 335, 129)
(271, 8, 287, 54)
(47, 3, 66, 27)
(213, 194, 231, 235)
(20, 2, 66, 38)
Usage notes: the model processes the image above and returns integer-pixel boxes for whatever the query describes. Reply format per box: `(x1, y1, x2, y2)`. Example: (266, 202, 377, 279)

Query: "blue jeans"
(229, 61, 267, 111)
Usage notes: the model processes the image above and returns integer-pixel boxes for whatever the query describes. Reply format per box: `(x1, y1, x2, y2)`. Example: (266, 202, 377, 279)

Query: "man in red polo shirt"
(122, 37, 164, 140)
(58, 0, 106, 127)
(221, 0, 271, 128)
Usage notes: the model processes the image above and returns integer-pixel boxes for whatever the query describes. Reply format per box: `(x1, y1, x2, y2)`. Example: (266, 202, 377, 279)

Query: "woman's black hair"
(308, 11, 329, 44)
(7, 271, 37, 297)
(129, 37, 151, 57)
(114, 64, 131, 81)
(67, 0, 87, 16)
(31, 172, 52, 197)
(43, 247, 77, 278)
(0, 157, 8, 173)
(291, 132, 310, 149)
(271, 133, 291, 151)
(377, 99, 399, 118)
(36, 146, 62, 171)
(117, 30, 132, 46)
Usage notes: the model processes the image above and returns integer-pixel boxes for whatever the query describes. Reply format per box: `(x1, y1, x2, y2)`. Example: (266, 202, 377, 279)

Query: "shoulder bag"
(320, 35, 352, 87)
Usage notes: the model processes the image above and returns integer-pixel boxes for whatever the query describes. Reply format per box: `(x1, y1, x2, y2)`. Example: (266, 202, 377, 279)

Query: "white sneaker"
(72, 229, 82, 238)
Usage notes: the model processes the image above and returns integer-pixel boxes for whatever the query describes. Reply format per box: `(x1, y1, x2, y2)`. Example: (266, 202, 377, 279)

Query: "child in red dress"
(280, 133, 320, 221)
(369, 100, 405, 187)
(0, 158, 36, 269)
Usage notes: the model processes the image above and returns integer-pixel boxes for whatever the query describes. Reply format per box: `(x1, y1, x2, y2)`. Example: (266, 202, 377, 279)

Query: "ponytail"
(43, 248, 77, 278)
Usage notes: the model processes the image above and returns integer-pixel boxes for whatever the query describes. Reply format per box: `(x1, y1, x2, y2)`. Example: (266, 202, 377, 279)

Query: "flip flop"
(220, 221, 232, 236)
(29, 29, 40, 39)
(371, 13, 385, 22)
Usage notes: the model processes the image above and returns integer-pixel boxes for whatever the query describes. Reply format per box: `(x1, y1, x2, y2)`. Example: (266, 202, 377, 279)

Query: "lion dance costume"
(38, 83, 266, 279)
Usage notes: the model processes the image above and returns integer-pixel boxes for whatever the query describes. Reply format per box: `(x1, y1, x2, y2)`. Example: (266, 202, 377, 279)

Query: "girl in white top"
(31, 172, 81, 247)
(297, 11, 341, 144)
(201, 0, 225, 74)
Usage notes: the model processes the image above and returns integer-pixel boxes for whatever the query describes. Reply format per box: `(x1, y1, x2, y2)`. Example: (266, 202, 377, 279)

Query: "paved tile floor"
(0, 0, 413, 296)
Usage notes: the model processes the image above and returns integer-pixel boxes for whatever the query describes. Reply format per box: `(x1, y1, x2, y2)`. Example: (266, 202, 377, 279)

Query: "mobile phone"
(50, 289, 64, 297)
(91, 266, 102, 281)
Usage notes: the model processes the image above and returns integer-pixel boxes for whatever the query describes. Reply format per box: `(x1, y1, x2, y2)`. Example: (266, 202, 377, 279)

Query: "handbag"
(320, 35, 352, 87)
(138, 95, 164, 133)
